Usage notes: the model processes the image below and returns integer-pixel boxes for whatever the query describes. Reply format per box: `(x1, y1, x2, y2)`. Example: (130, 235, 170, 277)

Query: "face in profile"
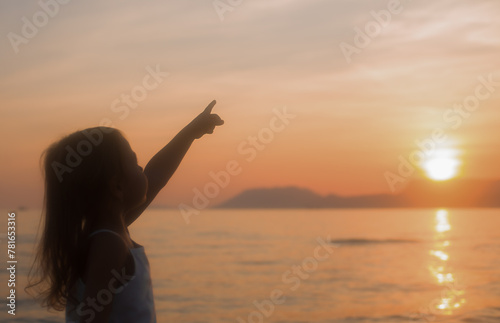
(118, 137, 148, 210)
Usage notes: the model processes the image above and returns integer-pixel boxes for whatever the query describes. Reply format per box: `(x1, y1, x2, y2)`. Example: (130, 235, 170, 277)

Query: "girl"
(27, 100, 224, 323)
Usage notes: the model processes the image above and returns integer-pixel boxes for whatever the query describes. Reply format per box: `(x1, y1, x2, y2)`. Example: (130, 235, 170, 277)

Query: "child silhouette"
(27, 100, 224, 323)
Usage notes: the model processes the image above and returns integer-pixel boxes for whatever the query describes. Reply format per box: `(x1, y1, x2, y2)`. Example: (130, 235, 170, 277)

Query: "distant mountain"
(217, 187, 326, 209)
(216, 180, 500, 208)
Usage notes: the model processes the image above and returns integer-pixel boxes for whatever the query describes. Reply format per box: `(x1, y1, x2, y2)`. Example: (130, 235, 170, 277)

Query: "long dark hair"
(26, 127, 127, 310)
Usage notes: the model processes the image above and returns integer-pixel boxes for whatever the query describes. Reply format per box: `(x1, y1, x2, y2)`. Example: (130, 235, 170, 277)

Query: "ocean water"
(1, 208, 499, 323)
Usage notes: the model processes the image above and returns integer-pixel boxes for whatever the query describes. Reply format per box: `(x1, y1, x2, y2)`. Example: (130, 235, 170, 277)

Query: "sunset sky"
(1, 0, 500, 208)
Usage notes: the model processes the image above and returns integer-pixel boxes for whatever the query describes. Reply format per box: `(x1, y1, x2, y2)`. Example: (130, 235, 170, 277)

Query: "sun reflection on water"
(427, 209, 466, 315)
(436, 209, 451, 233)
(430, 250, 449, 261)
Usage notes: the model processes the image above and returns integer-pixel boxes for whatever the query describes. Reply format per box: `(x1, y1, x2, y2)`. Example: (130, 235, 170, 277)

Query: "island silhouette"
(215, 179, 500, 209)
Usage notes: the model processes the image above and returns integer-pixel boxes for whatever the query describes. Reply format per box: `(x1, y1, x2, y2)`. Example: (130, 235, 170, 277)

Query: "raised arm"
(125, 100, 224, 225)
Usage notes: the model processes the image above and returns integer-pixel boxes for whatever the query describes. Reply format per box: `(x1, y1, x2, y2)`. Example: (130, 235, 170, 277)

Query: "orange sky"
(1, 0, 500, 208)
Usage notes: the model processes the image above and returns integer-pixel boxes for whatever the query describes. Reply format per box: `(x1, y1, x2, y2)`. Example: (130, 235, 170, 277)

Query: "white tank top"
(65, 229, 156, 323)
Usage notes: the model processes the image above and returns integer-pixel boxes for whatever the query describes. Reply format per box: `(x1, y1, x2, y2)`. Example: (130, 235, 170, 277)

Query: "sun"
(423, 156, 460, 181)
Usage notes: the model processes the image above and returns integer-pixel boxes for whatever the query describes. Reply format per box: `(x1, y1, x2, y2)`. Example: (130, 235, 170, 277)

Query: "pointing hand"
(188, 100, 224, 139)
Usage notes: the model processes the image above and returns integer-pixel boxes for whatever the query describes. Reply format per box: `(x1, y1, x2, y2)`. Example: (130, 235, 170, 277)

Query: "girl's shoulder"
(82, 229, 135, 284)
(87, 228, 134, 249)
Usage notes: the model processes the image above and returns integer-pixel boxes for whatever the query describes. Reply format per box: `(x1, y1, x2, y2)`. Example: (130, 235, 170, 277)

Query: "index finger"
(204, 100, 217, 114)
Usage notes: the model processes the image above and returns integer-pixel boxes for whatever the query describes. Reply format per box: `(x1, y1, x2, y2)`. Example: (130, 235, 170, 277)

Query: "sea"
(1, 208, 499, 323)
